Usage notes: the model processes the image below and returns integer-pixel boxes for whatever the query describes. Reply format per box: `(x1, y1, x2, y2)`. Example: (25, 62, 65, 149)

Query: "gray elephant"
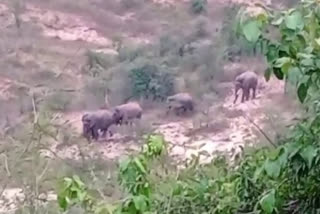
(112, 102, 143, 126)
(81, 110, 117, 141)
(233, 71, 258, 104)
(166, 93, 194, 116)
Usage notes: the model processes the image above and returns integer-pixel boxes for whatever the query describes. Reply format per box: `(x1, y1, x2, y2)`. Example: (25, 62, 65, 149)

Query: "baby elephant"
(112, 102, 143, 126)
(233, 71, 258, 104)
(81, 110, 117, 141)
(166, 93, 194, 116)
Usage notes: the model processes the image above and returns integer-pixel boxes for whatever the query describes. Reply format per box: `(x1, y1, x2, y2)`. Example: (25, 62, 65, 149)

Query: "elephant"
(81, 110, 117, 141)
(112, 102, 143, 126)
(166, 93, 194, 116)
(233, 71, 258, 104)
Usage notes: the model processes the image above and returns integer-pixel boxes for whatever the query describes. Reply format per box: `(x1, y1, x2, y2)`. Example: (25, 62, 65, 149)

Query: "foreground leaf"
(242, 20, 261, 43)
(297, 83, 308, 103)
(260, 189, 276, 214)
(300, 145, 318, 169)
(264, 159, 281, 178)
(285, 10, 304, 30)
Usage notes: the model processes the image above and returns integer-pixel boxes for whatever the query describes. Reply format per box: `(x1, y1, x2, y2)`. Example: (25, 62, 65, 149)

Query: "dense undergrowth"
(57, 113, 320, 214)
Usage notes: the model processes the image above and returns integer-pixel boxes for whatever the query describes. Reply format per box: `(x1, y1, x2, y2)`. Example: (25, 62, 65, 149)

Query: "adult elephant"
(81, 109, 118, 141)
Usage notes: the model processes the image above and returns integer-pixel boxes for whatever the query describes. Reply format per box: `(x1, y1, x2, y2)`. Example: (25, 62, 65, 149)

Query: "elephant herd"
(81, 71, 259, 141)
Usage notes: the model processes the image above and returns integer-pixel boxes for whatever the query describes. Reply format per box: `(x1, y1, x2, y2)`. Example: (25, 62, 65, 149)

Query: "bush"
(118, 42, 146, 62)
(58, 113, 320, 214)
(83, 78, 109, 109)
(220, 5, 257, 61)
(120, 0, 144, 9)
(191, 16, 209, 39)
(158, 35, 180, 57)
(190, 0, 208, 15)
(129, 60, 175, 101)
(83, 50, 117, 77)
(43, 91, 73, 112)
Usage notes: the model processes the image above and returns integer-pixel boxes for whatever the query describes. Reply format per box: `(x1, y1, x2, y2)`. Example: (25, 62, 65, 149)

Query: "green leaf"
(315, 38, 320, 47)
(242, 20, 261, 43)
(287, 66, 301, 86)
(301, 58, 314, 67)
(297, 83, 308, 103)
(133, 195, 148, 211)
(257, 13, 268, 25)
(260, 189, 276, 214)
(274, 57, 292, 68)
(119, 158, 131, 172)
(285, 11, 304, 30)
(253, 166, 265, 182)
(273, 68, 284, 80)
(300, 145, 317, 169)
(297, 53, 314, 59)
(267, 148, 281, 160)
(134, 157, 147, 174)
(57, 195, 68, 211)
(264, 159, 281, 178)
(264, 67, 272, 81)
(271, 16, 284, 26)
(72, 175, 85, 188)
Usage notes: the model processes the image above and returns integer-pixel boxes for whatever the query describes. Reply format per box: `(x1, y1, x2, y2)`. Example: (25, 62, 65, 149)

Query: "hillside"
(0, 0, 301, 212)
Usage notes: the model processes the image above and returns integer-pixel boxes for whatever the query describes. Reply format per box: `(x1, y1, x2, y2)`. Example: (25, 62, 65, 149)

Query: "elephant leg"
(179, 107, 185, 115)
(173, 107, 179, 116)
(118, 118, 123, 126)
(189, 103, 194, 112)
(177, 107, 184, 116)
(252, 87, 256, 99)
(233, 94, 239, 104)
(92, 127, 99, 140)
(245, 88, 250, 101)
(241, 89, 245, 103)
(109, 130, 113, 137)
(165, 108, 170, 116)
(183, 106, 188, 113)
(101, 129, 107, 138)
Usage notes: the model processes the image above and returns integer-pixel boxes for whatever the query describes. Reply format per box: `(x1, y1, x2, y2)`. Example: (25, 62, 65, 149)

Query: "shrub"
(158, 35, 180, 57)
(43, 91, 73, 112)
(118, 42, 146, 62)
(83, 78, 109, 109)
(220, 5, 257, 61)
(120, 0, 144, 9)
(129, 61, 175, 101)
(190, 0, 207, 15)
(84, 50, 117, 77)
(192, 16, 209, 39)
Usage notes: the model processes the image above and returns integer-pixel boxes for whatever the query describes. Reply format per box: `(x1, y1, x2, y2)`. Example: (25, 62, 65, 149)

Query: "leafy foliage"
(57, 134, 167, 214)
(237, 0, 320, 103)
(190, 0, 207, 15)
(129, 62, 175, 101)
(57, 111, 320, 213)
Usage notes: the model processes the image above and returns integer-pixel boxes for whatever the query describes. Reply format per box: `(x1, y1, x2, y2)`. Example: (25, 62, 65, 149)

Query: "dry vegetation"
(0, 0, 302, 212)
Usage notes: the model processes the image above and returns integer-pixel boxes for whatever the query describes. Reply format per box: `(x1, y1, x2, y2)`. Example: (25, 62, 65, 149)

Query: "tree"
(237, 0, 320, 103)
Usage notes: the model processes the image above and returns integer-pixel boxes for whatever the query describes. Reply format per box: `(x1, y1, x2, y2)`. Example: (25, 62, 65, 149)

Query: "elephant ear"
(82, 113, 89, 122)
(112, 108, 120, 119)
(83, 114, 95, 128)
(89, 117, 96, 128)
